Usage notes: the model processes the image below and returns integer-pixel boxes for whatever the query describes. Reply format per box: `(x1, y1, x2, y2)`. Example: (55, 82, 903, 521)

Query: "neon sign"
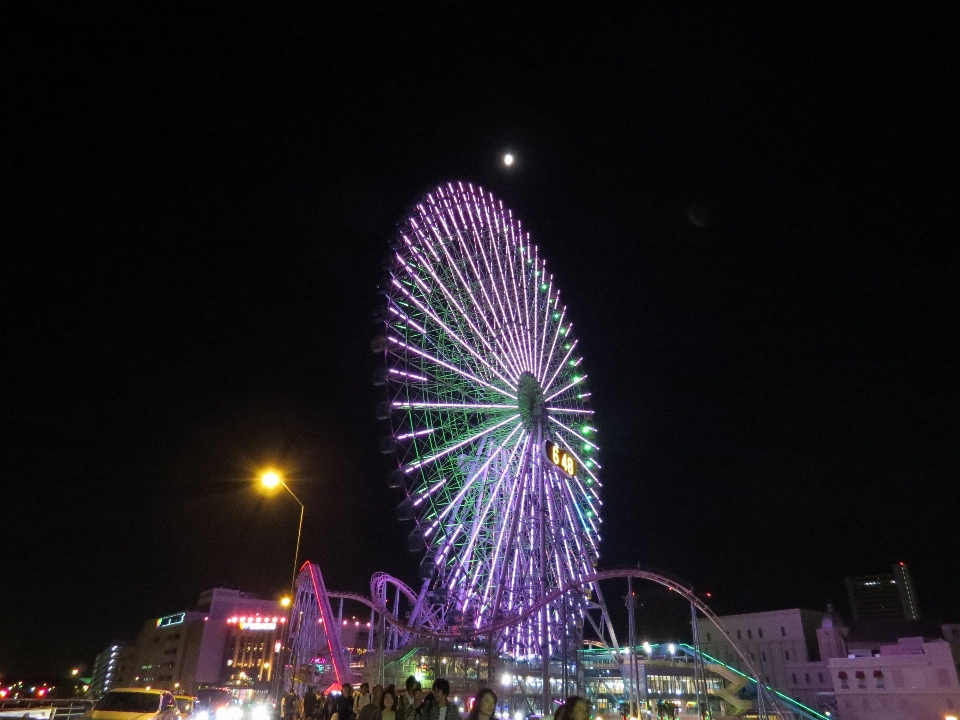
(239, 621, 276, 631)
(157, 613, 185, 628)
(544, 440, 576, 478)
(227, 616, 282, 631)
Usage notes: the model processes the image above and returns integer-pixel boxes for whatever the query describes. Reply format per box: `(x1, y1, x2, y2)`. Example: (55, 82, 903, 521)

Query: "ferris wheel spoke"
(387, 336, 516, 401)
(478, 431, 533, 618)
(408, 209, 523, 378)
(390, 269, 518, 389)
(536, 278, 554, 380)
(539, 304, 566, 384)
(456, 230, 529, 374)
(544, 406, 594, 415)
(445, 425, 528, 591)
(543, 335, 578, 395)
(404, 413, 520, 471)
(557, 469, 600, 557)
(393, 401, 515, 410)
(432, 421, 524, 542)
(548, 415, 599, 451)
(443, 194, 530, 373)
(416, 214, 526, 379)
(493, 207, 530, 369)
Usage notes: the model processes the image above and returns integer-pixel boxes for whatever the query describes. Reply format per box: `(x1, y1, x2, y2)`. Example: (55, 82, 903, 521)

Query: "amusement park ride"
(282, 183, 813, 720)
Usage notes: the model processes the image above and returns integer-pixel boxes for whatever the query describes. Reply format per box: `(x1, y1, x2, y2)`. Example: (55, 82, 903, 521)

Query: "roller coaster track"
(294, 564, 788, 719)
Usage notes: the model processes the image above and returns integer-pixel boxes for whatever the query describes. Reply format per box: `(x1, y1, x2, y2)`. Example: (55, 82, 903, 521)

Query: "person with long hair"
(466, 689, 497, 720)
(378, 688, 398, 720)
(557, 697, 588, 720)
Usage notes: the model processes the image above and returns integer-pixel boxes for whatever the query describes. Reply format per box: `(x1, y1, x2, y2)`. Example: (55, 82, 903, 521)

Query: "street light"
(258, 469, 305, 596)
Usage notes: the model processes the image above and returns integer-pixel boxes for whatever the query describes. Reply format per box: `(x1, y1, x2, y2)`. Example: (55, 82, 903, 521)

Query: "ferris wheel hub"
(516, 372, 545, 429)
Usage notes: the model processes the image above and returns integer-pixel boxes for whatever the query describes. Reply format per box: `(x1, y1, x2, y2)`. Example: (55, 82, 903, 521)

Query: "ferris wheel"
(374, 182, 601, 658)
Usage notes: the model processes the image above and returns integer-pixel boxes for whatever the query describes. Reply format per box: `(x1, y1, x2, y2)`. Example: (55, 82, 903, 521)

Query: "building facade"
(90, 642, 136, 697)
(827, 637, 960, 719)
(124, 589, 289, 695)
(845, 562, 921, 621)
(697, 608, 832, 713)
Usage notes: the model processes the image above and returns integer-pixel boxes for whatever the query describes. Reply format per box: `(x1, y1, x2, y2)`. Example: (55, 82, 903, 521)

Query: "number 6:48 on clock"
(544, 440, 577, 478)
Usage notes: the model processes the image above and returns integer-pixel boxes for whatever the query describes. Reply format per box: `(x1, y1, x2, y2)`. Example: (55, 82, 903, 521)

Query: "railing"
(0, 699, 93, 720)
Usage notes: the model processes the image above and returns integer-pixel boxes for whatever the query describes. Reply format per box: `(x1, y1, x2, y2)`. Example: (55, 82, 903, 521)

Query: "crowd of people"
(280, 678, 591, 720)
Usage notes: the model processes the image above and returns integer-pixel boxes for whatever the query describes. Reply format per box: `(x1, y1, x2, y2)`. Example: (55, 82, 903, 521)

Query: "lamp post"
(260, 470, 305, 597)
(260, 470, 304, 704)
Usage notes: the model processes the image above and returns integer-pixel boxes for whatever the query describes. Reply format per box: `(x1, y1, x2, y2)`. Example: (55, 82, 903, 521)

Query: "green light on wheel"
(541, 283, 548, 291)
(553, 312, 561, 320)
(569, 359, 576, 366)
(586, 460, 593, 468)
(582, 426, 591, 434)
(565, 344, 571, 350)
(583, 443, 591, 452)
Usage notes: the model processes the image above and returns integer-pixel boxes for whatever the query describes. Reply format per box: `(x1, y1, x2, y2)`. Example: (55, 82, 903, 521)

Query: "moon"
(503, 153, 515, 167)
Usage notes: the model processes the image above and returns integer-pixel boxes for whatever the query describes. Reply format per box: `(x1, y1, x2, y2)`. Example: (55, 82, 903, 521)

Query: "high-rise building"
(846, 562, 921, 621)
(90, 642, 136, 697)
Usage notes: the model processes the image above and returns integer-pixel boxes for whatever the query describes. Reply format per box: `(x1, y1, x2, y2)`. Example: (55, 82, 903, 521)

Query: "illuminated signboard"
(544, 440, 576, 478)
(157, 613, 185, 628)
(228, 616, 281, 631)
(239, 621, 276, 631)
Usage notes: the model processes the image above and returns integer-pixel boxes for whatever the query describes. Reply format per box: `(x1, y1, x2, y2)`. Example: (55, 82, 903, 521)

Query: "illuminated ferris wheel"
(374, 181, 601, 658)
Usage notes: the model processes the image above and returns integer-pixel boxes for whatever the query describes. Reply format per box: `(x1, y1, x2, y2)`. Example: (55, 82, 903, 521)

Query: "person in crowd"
(332, 684, 355, 720)
(396, 676, 417, 718)
(466, 688, 497, 720)
(303, 688, 318, 720)
(378, 688, 398, 720)
(281, 691, 297, 720)
(416, 679, 460, 720)
(316, 693, 328, 720)
(357, 686, 383, 720)
(558, 697, 588, 720)
(354, 683, 372, 714)
(403, 682, 423, 720)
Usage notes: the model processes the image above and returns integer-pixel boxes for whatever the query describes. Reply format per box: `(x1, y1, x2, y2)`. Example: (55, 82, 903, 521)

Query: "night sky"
(5, 6, 957, 676)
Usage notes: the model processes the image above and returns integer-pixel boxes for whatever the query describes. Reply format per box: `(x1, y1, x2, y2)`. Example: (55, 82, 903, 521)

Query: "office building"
(846, 562, 921, 621)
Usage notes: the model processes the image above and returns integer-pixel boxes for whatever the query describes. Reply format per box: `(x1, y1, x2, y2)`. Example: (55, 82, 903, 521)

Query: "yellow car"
(85, 689, 182, 720)
(175, 697, 199, 719)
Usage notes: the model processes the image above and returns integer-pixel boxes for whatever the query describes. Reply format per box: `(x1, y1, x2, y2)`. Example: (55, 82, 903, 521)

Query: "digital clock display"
(544, 440, 576, 478)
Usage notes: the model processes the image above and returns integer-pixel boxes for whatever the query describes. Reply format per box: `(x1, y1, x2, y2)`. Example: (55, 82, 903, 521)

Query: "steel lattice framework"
(375, 181, 601, 660)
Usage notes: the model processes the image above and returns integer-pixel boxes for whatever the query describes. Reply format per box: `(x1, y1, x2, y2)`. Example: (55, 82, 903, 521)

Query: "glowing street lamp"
(258, 470, 305, 596)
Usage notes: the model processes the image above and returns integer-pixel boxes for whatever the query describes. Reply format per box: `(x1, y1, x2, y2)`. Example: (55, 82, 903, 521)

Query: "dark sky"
(4, 6, 957, 676)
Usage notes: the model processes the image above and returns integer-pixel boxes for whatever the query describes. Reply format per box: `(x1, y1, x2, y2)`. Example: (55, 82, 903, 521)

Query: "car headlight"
(251, 707, 269, 720)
